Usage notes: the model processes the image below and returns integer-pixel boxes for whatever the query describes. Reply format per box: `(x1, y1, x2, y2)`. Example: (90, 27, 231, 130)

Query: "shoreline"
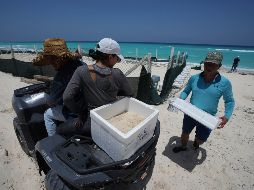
(186, 62, 254, 75)
(0, 53, 254, 74)
(1, 45, 254, 71)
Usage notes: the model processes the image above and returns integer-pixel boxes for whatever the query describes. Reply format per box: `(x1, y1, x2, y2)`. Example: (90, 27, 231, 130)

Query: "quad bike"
(12, 82, 160, 190)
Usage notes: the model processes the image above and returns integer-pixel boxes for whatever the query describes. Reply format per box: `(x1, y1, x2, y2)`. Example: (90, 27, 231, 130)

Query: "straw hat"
(33, 38, 81, 67)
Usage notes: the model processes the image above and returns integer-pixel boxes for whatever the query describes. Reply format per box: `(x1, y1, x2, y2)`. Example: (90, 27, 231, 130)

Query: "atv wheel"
(45, 170, 73, 190)
(14, 121, 31, 156)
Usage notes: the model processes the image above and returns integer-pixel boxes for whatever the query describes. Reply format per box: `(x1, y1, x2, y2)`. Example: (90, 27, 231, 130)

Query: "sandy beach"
(0, 61, 254, 190)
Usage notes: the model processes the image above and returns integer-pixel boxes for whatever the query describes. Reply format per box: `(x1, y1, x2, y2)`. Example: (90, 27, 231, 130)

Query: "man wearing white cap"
(63, 38, 133, 135)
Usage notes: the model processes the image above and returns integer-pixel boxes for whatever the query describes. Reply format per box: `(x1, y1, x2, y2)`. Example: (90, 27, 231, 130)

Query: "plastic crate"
(90, 97, 159, 161)
(170, 98, 220, 130)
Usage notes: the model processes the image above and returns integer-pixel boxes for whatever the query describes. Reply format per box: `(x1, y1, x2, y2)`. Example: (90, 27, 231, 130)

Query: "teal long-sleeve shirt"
(180, 72, 235, 120)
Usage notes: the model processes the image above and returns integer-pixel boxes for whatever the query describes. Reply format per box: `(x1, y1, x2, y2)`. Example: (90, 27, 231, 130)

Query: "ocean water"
(1, 41, 254, 70)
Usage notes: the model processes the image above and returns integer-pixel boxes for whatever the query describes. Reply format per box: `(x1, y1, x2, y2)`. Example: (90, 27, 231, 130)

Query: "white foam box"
(170, 98, 220, 130)
(90, 97, 159, 161)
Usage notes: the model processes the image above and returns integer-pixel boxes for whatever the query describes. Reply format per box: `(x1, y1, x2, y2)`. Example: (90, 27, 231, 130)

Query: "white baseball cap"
(96, 38, 124, 61)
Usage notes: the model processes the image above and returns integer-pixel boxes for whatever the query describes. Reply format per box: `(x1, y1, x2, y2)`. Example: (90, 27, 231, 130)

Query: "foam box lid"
(171, 98, 220, 130)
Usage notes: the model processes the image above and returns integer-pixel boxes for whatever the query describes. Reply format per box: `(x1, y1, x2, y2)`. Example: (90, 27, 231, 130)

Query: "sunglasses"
(204, 62, 218, 67)
(112, 54, 121, 63)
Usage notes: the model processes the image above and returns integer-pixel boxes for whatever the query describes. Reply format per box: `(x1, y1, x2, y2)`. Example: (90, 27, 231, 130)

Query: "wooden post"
(147, 53, 152, 74)
(34, 44, 37, 55)
(176, 51, 180, 65)
(181, 52, 186, 65)
(124, 56, 147, 76)
(11, 44, 15, 59)
(167, 47, 174, 70)
(78, 44, 82, 55)
(10, 44, 19, 76)
(136, 48, 138, 60)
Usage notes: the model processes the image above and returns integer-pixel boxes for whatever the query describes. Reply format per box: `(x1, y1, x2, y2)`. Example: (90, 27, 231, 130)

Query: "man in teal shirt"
(173, 51, 235, 153)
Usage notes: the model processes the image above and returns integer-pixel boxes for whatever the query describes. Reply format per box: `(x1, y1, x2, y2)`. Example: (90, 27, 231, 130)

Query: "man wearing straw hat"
(173, 51, 235, 153)
(33, 38, 82, 136)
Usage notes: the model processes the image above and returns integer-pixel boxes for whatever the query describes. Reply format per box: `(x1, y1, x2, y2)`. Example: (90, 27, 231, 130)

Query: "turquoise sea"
(1, 41, 254, 70)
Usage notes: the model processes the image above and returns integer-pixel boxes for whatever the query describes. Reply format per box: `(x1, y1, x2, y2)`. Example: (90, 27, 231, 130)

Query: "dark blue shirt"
(47, 60, 82, 105)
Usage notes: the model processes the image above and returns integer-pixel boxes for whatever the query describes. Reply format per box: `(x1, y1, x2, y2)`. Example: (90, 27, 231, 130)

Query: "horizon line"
(0, 40, 254, 48)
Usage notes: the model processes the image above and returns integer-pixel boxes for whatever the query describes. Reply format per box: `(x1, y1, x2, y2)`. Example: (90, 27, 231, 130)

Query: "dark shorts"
(182, 114, 212, 142)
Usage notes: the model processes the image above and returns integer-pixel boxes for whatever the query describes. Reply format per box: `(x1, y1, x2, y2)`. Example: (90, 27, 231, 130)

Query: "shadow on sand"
(162, 136, 207, 172)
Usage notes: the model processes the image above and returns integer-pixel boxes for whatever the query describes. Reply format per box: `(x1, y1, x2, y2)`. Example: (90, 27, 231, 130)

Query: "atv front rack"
(14, 82, 49, 97)
(55, 136, 113, 173)
(54, 122, 160, 175)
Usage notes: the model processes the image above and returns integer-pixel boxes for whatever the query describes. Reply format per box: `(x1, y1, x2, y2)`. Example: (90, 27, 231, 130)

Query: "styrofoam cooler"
(170, 98, 220, 130)
(90, 97, 159, 161)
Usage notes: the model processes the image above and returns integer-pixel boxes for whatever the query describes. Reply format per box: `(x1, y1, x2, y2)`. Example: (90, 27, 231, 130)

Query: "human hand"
(116, 96, 125, 100)
(178, 95, 184, 100)
(47, 100, 56, 108)
(218, 116, 228, 129)
(74, 115, 85, 128)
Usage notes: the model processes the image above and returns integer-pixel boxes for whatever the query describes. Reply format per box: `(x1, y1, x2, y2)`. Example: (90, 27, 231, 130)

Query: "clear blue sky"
(1, 0, 254, 46)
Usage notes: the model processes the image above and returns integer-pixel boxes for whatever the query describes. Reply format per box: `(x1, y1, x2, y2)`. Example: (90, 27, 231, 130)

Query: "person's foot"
(193, 140, 199, 150)
(172, 146, 187, 153)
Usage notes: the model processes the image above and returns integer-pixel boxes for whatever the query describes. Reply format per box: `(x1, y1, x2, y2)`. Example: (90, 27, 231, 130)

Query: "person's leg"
(233, 65, 237, 72)
(44, 105, 66, 136)
(181, 133, 189, 147)
(173, 115, 195, 153)
(193, 123, 212, 149)
(193, 137, 203, 150)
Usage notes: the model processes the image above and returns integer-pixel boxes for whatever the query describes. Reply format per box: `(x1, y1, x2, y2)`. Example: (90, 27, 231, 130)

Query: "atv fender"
(35, 135, 112, 189)
(35, 135, 66, 174)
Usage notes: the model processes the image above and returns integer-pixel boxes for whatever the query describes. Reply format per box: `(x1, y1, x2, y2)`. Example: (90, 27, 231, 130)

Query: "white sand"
(107, 111, 145, 134)
(0, 64, 254, 189)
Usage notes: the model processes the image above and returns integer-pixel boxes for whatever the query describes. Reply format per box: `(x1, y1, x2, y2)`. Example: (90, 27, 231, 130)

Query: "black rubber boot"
(172, 146, 187, 153)
(193, 140, 199, 150)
